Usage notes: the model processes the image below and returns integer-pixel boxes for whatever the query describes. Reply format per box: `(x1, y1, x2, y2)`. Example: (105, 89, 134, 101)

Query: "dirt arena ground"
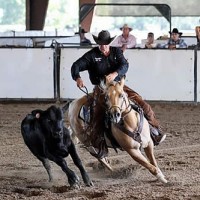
(0, 102, 200, 200)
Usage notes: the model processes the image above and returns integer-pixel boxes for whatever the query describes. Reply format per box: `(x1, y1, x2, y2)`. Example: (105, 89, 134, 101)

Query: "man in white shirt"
(111, 24, 136, 51)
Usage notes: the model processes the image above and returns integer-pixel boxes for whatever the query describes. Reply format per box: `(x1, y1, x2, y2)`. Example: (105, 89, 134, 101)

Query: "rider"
(71, 30, 166, 153)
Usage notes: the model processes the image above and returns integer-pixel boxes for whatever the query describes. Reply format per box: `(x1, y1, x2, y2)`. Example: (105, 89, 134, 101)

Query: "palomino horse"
(66, 77, 167, 184)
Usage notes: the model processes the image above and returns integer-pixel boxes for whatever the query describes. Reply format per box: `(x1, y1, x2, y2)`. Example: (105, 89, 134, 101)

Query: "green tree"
(45, 0, 78, 30)
(0, 0, 25, 24)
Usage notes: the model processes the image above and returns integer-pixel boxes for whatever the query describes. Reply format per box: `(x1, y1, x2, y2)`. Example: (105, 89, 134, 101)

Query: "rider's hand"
(106, 72, 118, 82)
(76, 78, 84, 88)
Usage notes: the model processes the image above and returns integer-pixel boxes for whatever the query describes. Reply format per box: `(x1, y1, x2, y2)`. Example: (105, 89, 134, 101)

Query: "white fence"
(123, 49, 194, 101)
(60, 48, 195, 101)
(0, 47, 199, 102)
(0, 48, 54, 99)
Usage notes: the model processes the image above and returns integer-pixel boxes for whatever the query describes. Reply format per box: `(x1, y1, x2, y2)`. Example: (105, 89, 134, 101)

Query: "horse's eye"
(119, 93, 123, 98)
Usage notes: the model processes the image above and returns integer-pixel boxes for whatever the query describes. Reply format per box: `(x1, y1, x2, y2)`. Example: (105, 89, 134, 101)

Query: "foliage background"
(0, 0, 199, 39)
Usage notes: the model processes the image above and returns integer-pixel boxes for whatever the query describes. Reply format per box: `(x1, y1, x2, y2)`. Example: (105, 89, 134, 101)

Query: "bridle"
(107, 90, 132, 120)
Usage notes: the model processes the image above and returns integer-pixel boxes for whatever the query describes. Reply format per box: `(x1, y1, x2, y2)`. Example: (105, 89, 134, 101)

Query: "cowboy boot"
(149, 125, 166, 146)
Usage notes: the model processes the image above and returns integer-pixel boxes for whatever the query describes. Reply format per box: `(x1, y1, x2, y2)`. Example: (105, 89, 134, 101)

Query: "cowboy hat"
(120, 24, 133, 31)
(169, 28, 182, 36)
(92, 30, 116, 45)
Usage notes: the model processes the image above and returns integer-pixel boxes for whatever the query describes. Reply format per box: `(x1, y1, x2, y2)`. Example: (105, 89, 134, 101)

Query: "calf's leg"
(69, 142, 93, 186)
(41, 158, 53, 182)
(46, 153, 79, 187)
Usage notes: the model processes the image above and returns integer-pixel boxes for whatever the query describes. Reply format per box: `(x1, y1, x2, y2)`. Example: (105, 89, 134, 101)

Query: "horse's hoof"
(156, 171, 168, 184)
(98, 157, 113, 171)
(158, 176, 168, 184)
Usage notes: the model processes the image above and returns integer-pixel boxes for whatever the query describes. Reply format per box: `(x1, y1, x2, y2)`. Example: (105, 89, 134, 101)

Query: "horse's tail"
(62, 100, 72, 113)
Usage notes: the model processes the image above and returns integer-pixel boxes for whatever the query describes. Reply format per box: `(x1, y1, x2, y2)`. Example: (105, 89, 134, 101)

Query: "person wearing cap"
(163, 28, 187, 49)
(144, 32, 157, 49)
(71, 30, 166, 156)
(111, 24, 136, 51)
(77, 28, 92, 46)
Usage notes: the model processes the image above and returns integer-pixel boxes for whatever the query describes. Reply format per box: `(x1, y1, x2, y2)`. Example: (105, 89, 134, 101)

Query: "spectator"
(76, 28, 92, 46)
(144, 32, 157, 49)
(195, 26, 200, 46)
(111, 24, 136, 51)
(163, 28, 187, 49)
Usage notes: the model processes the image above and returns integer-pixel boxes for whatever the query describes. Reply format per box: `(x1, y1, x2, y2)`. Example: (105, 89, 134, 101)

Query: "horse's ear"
(105, 76, 110, 86)
(119, 76, 125, 87)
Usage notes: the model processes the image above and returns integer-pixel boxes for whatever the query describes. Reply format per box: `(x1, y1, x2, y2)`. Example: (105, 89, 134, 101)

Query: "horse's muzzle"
(110, 110, 121, 123)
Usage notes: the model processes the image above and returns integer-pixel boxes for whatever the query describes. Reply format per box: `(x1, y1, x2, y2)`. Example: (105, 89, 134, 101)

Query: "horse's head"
(101, 77, 128, 123)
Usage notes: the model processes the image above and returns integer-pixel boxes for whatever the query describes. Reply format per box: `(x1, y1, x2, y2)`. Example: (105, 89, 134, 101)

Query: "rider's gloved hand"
(106, 72, 118, 82)
(76, 78, 84, 88)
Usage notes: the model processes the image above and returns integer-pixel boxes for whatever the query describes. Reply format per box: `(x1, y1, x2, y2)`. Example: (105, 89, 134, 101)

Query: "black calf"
(21, 105, 93, 187)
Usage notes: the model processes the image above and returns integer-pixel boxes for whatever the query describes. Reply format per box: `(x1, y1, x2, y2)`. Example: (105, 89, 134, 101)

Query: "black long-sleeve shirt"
(71, 46, 129, 85)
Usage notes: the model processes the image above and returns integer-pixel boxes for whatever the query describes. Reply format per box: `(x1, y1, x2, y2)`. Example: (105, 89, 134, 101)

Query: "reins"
(121, 102, 132, 119)
(114, 104, 144, 144)
(79, 85, 108, 111)
(108, 94, 130, 116)
(79, 86, 93, 99)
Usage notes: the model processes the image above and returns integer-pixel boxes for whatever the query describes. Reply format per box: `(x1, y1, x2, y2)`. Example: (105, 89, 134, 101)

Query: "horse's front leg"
(126, 148, 167, 184)
(143, 141, 167, 183)
(143, 140, 158, 167)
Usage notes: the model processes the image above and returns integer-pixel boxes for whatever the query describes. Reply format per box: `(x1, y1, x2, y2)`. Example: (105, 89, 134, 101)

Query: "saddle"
(78, 100, 108, 159)
(78, 99, 144, 157)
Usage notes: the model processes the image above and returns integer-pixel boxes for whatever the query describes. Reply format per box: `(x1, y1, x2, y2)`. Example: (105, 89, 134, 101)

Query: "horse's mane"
(107, 81, 119, 88)
(99, 79, 121, 92)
